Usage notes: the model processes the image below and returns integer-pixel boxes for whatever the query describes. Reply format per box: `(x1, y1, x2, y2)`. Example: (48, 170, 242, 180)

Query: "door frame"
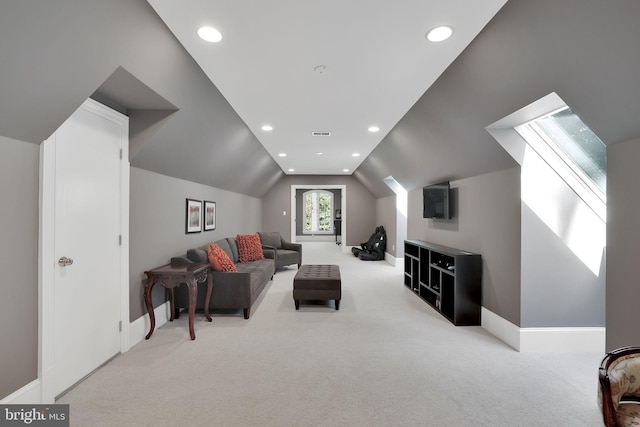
(290, 184, 347, 252)
(38, 98, 130, 403)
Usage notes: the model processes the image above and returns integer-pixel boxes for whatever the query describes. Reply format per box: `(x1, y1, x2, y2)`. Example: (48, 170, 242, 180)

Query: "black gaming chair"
(351, 226, 380, 257)
(358, 226, 386, 261)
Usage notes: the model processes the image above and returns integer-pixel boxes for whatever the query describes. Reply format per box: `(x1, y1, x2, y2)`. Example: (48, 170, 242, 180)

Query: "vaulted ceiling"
(1, 1, 639, 199)
(146, 0, 507, 176)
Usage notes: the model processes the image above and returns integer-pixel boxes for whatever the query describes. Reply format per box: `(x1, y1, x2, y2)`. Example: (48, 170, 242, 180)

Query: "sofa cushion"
(207, 243, 237, 272)
(226, 237, 240, 263)
(236, 233, 265, 263)
(215, 239, 234, 261)
(258, 231, 282, 249)
(187, 248, 208, 263)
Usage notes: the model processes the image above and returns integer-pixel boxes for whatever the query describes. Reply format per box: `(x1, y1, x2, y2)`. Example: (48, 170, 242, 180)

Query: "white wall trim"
(481, 307, 522, 350)
(0, 380, 42, 404)
(291, 185, 348, 253)
(384, 251, 401, 268)
(128, 301, 172, 347)
(520, 327, 605, 353)
(482, 307, 605, 352)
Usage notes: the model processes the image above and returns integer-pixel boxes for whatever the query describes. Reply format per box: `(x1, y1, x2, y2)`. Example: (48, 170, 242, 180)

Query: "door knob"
(58, 257, 74, 267)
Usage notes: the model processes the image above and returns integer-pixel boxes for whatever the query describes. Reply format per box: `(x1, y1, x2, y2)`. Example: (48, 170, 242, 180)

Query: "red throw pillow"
(207, 243, 237, 272)
(236, 233, 265, 263)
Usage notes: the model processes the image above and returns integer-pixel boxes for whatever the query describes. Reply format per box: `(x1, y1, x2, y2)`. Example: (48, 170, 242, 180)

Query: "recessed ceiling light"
(352, 153, 360, 157)
(368, 126, 380, 133)
(197, 26, 222, 43)
(278, 153, 287, 157)
(316, 152, 323, 155)
(288, 168, 295, 172)
(261, 124, 273, 131)
(426, 25, 453, 42)
(343, 169, 349, 172)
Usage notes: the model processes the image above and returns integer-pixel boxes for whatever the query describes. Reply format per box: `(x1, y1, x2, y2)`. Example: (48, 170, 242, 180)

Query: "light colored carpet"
(58, 242, 604, 426)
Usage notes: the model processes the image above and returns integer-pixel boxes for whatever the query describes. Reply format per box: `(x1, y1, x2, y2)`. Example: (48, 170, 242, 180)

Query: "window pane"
(302, 190, 333, 233)
(534, 108, 606, 191)
(304, 194, 312, 231)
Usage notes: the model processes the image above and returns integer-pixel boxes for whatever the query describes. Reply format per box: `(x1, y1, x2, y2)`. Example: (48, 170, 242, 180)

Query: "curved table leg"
(204, 270, 213, 322)
(187, 279, 197, 340)
(144, 278, 156, 340)
(169, 288, 175, 321)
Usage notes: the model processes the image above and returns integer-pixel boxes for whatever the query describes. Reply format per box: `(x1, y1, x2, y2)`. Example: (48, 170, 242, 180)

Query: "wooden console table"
(143, 262, 212, 340)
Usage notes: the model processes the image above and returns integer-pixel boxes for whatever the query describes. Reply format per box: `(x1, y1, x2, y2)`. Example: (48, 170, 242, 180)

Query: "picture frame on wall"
(204, 200, 216, 231)
(186, 198, 202, 233)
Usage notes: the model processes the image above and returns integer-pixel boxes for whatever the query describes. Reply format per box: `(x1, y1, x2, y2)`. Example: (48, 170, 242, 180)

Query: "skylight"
(515, 107, 607, 213)
(529, 108, 606, 193)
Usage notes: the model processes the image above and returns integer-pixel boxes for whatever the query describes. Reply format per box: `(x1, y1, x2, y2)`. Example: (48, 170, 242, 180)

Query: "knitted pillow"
(236, 233, 265, 263)
(207, 243, 237, 272)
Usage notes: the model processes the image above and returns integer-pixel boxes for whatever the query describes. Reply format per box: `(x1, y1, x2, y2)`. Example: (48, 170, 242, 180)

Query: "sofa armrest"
(210, 270, 252, 306)
(281, 240, 302, 255)
(261, 246, 276, 261)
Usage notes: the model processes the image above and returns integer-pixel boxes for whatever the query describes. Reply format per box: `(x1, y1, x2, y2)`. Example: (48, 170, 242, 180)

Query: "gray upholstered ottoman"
(293, 264, 341, 310)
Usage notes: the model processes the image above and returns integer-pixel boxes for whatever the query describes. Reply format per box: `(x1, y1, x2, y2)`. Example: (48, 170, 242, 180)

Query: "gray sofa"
(258, 231, 302, 270)
(172, 236, 275, 319)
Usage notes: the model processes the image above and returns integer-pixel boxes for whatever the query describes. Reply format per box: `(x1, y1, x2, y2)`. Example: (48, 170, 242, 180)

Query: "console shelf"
(404, 240, 481, 326)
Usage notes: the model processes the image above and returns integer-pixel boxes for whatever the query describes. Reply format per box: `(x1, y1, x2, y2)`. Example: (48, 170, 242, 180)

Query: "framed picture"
(204, 200, 216, 231)
(186, 198, 202, 233)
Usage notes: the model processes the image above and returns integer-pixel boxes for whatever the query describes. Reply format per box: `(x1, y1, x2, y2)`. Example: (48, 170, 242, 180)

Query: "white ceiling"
(147, 0, 507, 175)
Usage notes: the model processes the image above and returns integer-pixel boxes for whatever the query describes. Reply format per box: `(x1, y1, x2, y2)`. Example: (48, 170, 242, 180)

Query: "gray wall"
(262, 175, 376, 247)
(408, 168, 521, 326)
(356, 0, 640, 198)
(520, 206, 606, 328)
(0, 136, 39, 399)
(129, 168, 262, 320)
(606, 139, 640, 351)
(376, 196, 397, 257)
(0, 0, 281, 197)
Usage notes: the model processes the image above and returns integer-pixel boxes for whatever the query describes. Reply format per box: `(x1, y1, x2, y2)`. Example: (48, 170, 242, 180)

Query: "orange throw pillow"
(236, 233, 265, 263)
(207, 243, 237, 272)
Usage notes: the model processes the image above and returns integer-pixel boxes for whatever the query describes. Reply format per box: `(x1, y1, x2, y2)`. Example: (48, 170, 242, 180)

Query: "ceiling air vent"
(311, 131, 331, 137)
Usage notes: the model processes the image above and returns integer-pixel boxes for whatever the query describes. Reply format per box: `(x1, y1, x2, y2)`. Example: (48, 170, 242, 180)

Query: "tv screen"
(423, 182, 451, 219)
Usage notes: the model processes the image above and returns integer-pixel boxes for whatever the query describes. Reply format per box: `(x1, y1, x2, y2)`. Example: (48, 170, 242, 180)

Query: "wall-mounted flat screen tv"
(423, 182, 451, 219)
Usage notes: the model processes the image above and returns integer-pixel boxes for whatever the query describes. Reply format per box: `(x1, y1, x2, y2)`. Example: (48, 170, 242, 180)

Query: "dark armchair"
(258, 231, 302, 270)
(598, 346, 640, 426)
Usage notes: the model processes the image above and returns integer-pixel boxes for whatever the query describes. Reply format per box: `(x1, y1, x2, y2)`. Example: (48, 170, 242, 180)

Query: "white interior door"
(47, 99, 128, 398)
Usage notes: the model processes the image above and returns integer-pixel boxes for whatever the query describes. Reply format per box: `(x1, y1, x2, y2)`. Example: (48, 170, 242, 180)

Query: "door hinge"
(119, 149, 123, 160)
(119, 321, 122, 332)
(119, 235, 122, 246)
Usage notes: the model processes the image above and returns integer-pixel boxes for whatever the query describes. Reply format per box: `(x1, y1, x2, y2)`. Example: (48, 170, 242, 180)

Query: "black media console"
(404, 240, 482, 326)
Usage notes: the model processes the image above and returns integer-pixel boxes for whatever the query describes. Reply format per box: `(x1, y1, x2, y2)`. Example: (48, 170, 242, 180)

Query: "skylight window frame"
(514, 107, 607, 221)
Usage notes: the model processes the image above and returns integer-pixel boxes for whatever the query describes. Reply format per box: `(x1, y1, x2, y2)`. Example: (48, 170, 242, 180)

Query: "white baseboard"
(347, 248, 399, 266)
(1, 380, 41, 404)
(481, 307, 521, 350)
(385, 252, 401, 268)
(129, 301, 171, 347)
(519, 327, 605, 352)
(481, 307, 605, 352)
(2, 302, 172, 404)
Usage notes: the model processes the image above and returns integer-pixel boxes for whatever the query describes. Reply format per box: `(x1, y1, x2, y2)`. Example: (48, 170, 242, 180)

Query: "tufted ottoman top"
(293, 264, 341, 290)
